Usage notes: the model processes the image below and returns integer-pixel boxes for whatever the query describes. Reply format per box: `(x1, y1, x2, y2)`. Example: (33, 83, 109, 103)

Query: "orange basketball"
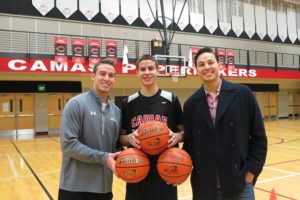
(137, 120, 170, 155)
(115, 148, 150, 183)
(157, 148, 192, 185)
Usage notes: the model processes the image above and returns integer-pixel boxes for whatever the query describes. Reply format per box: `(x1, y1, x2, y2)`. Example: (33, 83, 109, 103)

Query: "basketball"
(157, 148, 192, 185)
(115, 148, 150, 183)
(137, 120, 170, 155)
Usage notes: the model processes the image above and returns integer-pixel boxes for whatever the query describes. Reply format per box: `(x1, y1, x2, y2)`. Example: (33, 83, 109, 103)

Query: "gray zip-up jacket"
(59, 88, 121, 193)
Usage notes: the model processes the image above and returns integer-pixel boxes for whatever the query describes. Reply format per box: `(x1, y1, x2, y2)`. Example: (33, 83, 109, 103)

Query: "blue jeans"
(217, 183, 255, 200)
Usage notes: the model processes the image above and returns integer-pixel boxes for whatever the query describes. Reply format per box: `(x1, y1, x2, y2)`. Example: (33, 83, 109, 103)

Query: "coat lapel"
(215, 79, 237, 124)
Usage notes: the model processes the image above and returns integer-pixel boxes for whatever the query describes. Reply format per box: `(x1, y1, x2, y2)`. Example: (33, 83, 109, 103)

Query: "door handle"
(18, 114, 34, 117)
(0, 115, 15, 118)
(48, 114, 61, 116)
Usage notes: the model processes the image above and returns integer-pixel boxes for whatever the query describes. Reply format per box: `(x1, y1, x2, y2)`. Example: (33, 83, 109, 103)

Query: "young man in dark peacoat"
(183, 47, 267, 200)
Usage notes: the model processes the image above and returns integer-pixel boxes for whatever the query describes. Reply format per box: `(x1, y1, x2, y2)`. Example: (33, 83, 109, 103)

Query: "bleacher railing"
(0, 29, 299, 70)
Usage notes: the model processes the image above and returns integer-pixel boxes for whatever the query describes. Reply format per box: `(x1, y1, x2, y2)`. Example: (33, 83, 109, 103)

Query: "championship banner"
(72, 38, 85, 64)
(188, 47, 201, 68)
(217, 49, 226, 69)
(122, 42, 129, 66)
(226, 50, 235, 69)
(54, 37, 67, 63)
(88, 39, 101, 67)
(106, 40, 118, 64)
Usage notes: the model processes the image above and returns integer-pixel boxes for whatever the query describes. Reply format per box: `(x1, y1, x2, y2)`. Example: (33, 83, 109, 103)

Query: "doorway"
(0, 93, 35, 139)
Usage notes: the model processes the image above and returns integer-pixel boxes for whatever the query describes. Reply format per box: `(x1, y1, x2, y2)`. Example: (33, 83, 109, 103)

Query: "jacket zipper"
(102, 112, 105, 135)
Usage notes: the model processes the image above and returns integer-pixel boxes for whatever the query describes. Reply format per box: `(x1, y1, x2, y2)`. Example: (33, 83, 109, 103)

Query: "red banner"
(191, 47, 201, 58)
(217, 49, 226, 70)
(226, 50, 235, 69)
(72, 38, 85, 63)
(106, 40, 118, 64)
(0, 56, 300, 79)
(54, 37, 67, 63)
(88, 39, 101, 68)
(88, 39, 100, 58)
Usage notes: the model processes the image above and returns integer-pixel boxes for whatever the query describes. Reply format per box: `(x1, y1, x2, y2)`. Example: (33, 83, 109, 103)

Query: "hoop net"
(170, 71, 180, 82)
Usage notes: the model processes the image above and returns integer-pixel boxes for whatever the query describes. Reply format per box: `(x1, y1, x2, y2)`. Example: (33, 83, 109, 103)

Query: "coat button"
(228, 122, 234, 127)
(196, 151, 201, 156)
(231, 142, 236, 147)
(234, 163, 238, 169)
(197, 130, 201, 135)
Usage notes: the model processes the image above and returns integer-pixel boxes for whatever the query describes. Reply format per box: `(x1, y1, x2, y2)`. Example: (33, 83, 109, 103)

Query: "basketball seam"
(160, 173, 191, 178)
(116, 165, 150, 168)
(138, 133, 169, 141)
(118, 154, 149, 159)
(159, 151, 191, 160)
(157, 162, 192, 167)
(142, 145, 167, 150)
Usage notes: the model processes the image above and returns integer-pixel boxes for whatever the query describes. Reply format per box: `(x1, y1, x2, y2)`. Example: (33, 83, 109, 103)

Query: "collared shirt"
(204, 80, 222, 188)
(204, 79, 222, 125)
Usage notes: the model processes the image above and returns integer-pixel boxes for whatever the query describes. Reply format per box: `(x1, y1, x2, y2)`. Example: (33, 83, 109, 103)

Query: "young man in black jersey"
(119, 54, 184, 200)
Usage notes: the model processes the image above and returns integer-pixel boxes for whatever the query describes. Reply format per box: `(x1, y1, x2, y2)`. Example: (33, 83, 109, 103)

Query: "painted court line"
(255, 187, 297, 200)
(6, 153, 18, 178)
(264, 166, 298, 174)
(256, 173, 300, 184)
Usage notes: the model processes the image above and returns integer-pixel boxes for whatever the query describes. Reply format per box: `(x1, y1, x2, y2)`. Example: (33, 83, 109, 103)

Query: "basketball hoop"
(170, 72, 180, 82)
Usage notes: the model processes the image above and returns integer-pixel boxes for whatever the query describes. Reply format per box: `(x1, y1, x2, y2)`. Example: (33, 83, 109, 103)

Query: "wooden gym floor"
(0, 119, 299, 200)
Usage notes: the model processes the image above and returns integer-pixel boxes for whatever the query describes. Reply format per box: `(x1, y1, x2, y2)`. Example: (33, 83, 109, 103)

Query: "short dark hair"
(194, 47, 219, 66)
(136, 54, 158, 69)
(93, 59, 116, 74)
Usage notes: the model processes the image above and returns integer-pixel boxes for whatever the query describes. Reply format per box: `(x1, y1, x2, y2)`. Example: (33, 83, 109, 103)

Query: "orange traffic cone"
(269, 188, 277, 200)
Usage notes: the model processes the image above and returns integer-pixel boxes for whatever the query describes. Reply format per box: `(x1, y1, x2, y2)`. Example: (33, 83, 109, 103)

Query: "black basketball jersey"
(121, 89, 183, 134)
(121, 89, 183, 200)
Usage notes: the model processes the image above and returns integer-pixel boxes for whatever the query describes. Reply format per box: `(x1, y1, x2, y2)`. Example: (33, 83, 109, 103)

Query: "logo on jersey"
(110, 114, 117, 122)
(90, 111, 97, 115)
(131, 114, 168, 129)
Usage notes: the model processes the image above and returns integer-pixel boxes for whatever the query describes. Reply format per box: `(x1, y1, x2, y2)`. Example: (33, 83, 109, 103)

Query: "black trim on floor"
(11, 140, 54, 200)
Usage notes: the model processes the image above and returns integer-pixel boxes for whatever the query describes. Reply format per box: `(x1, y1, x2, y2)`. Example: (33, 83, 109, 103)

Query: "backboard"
(154, 55, 187, 80)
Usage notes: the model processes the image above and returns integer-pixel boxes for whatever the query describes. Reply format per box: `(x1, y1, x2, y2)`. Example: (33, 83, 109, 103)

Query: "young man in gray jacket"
(58, 59, 122, 200)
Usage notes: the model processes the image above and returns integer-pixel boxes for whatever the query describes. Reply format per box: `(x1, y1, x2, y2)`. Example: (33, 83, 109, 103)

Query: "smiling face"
(136, 59, 158, 88)
(196, 52, 220, 84)
(91, 63, 116, 97)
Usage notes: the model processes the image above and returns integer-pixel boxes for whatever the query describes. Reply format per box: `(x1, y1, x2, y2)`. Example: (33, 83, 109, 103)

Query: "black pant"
(125, 168, 177, 200)
(58, 189, 113, 200)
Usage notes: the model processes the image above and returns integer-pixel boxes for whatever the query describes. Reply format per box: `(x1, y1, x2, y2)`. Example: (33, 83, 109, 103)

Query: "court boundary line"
(11, 140, 54, 200)
(255, 187, 297, 200)
(264, 166, 298, 174)
(257, 173, 300, 184)
(265, 158, 300, 166)
(268, 136, 285, 145)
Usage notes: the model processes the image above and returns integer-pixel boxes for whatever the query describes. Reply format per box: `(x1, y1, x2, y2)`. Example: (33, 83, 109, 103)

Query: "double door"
(263, 92, 278, 118)
(289, 92, 300, 117)
(48, 94, 77, 134)
(0, 94, 35, 138)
